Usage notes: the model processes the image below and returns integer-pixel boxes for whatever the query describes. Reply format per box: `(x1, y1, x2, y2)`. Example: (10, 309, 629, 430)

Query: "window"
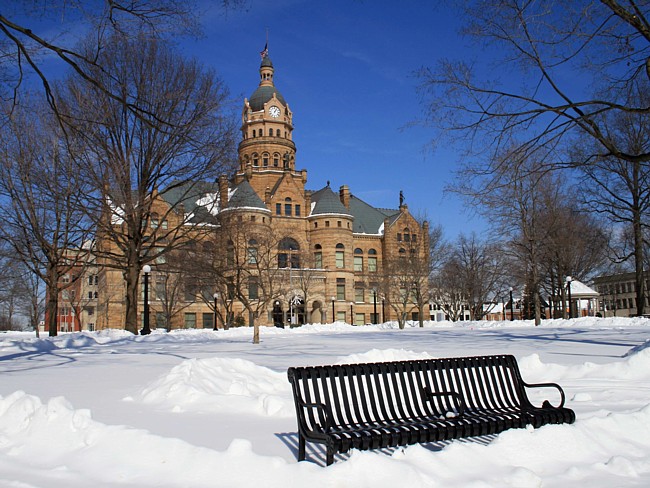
(325, 220, 330, 227)
(355, 288, 364, 303)
(273, 153, 280, 166)
(335, 243, 345, 269)
(354, 248, 363, 271)
(276, 203, 282, 215)
(252, 129, 256, 138)
(285, 197, 292, 216)
(263, 153, 269, 166)
(248, 239, 258, 264)
(397, 233, 402, 242)
(88, 291, 93, 299)
(336, 311, 346, 322)
(337, 278, 346, 300)
(368, 257, 377, 273)
(278, 237, 300, 268)
(295, 204, 301, 216)
(202, 313, 214, 329)
(226, 241, 234, 265)
(355, 313, 365, 326)
(252, 153, 259, 166)
(314, 244, 322, 269)
(276, 129, 281, 136)
(88, 276, 94, 285)
(337, 220, 342, 227)
(184, 313, 196, 329)
(249, 278, 259, 300)
(150, 213, 159, 229)
(61, 274, 70, 284)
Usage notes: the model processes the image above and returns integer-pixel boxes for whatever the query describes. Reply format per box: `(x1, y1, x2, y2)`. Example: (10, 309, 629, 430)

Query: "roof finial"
(399, 190, 404, 206)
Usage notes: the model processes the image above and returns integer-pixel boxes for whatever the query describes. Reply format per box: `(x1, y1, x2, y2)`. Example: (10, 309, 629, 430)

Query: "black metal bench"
(287, 354, 575, 465)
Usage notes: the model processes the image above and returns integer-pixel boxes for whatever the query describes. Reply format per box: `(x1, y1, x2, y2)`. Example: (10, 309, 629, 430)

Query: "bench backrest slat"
(288, 355, 530, 430)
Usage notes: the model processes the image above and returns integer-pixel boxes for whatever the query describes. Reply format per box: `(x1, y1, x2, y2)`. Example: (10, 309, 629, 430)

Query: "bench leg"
(298, 434, 306, 461)
(326, 448, 334, 466)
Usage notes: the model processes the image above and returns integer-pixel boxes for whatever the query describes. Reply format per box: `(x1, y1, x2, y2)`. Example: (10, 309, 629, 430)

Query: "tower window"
(252, 153, 259, 166)
(263, 153, 269, 166)
(252, 129, 256, 137)
(284, 197, 292, 216)
(273, 153, 280, 167)
(276, 203, 281, 215)
(295, 204, 301, 216)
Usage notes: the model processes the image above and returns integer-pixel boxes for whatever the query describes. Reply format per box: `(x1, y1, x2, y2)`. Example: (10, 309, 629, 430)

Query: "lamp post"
(509, 287, 515, 321)
(381, 296, 386, 323)
(140, 264, 151, 335)
(213, 292, 219, 330)
(372, 288, 378, 324)
(350, 302, 354, 325)
(566, 276, 573, 319)
(331, 296, 336, 323)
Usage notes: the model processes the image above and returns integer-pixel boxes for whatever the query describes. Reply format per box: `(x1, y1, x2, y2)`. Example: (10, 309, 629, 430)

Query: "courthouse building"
(55, 52, 429, 332)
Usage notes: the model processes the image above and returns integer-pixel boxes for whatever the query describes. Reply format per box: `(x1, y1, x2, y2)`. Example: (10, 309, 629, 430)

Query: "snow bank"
(138, 357, 293, 417)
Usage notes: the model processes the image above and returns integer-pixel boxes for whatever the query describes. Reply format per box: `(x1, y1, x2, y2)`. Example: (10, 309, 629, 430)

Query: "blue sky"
(176, 0, 485, 238)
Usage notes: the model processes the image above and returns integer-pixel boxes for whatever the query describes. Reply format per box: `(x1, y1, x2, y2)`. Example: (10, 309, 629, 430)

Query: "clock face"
(269, 106, 281, 118)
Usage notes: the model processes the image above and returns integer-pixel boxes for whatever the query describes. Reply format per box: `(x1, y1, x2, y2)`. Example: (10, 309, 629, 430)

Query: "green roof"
(310, 186, 351, 216)
(349, 195, 399, 234)
(227, 180, 268, 210)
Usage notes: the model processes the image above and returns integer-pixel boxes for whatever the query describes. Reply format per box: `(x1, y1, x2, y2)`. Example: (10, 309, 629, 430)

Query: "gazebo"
(567, 278, 599, 317)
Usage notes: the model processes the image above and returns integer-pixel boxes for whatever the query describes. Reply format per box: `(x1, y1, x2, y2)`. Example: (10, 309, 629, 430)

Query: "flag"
(260, 43, 268, 59)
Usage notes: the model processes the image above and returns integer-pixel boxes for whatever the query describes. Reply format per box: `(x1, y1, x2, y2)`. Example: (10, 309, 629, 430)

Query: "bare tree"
(219, 216, 287, 343)
(57, 32, 236, 334)
(0, 101, 92, 336)
(0, 1, 244, 125)
(576, 82, 650, 315)
(420, 1, 650, 170)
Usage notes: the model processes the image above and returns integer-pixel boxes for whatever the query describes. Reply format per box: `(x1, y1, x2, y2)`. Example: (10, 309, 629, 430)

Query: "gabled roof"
(159, 180, 220, 214)
(349, 195, 399, 234)
(309, 186, 351, 216)
(227, 179, 268, 211)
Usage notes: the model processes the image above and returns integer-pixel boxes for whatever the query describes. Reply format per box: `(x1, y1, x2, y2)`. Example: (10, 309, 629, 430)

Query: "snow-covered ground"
(1, 317, 649, 487)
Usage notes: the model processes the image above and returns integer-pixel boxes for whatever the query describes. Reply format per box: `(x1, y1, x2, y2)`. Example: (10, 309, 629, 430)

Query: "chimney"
(339, 185, 350, 209)
(218, 175, 229, 210)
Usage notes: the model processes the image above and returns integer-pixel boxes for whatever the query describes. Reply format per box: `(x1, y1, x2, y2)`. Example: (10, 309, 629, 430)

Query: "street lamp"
(140, 264, 152, 335)
(566, 276, 573, 319)
(372, 288, 378, 324)
(509, 287, 515, 321)
(381, 295, 386, 323)
(350, 302, 354, 325)
(331, 296, 336, 323)
(213, 292, 219, 330)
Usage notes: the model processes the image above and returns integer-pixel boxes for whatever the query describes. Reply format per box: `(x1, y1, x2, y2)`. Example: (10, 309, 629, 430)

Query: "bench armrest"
(297, 399, 333, 433)
(422, 387, 466, 418)
(522, 380, 566, 409)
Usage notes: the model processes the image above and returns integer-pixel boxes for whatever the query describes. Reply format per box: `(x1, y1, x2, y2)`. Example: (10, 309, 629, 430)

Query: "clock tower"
(236, 52, 303, 198)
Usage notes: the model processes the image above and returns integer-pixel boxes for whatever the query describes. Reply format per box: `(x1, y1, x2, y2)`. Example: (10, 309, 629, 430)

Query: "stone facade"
(64, 52, 428, 332)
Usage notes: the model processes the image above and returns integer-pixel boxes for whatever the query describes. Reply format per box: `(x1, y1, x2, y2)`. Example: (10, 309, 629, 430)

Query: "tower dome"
(248, 55, 287, 111)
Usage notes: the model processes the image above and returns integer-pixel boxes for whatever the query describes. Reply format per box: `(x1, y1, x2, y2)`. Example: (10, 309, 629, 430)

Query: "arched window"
(278, 237, 300, 268)
(252, 129, 256, 138)
(263, 152, 269, 167)
(276, 128, 281, 137)
(404, 228, 411, 242)
(335, 243, 345, 269)
(368, 249, 377, 272)
(252, 153, 259, 167)
(284, 197, 292, 216)
(398, 247, 406, 259)
(354, 248, 363, 272)
(314, 244, 322, 269)
(273, 153, 280, 167)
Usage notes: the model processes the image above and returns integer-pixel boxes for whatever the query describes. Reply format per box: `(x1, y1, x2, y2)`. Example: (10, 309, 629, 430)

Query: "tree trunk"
(633, 203, 646, 316)
(123, 265, 140, 335)
(45, 265, 59, 337)
(251, 311, 259, 344)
